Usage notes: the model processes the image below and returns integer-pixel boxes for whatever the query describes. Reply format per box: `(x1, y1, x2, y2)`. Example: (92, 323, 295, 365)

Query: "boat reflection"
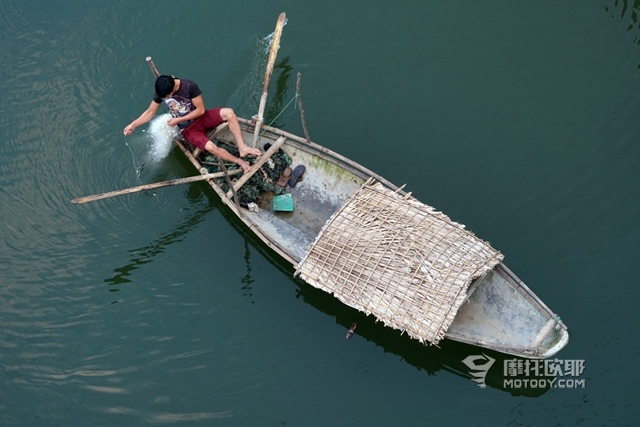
(217, 196, 552, 397)
(103, 176, 215, 291)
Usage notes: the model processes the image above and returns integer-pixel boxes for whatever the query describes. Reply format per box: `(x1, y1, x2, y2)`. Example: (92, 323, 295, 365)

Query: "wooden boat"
(130, 14, 568, 359)
(161, 111, 568, 359)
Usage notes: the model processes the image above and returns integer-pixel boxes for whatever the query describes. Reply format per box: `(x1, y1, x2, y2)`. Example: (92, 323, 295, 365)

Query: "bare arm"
(123, 101, 161, 135)
(167, 94, 206, 128)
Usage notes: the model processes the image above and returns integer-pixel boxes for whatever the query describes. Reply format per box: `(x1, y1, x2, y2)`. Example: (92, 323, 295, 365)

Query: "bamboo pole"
(146, 56, 160, 78)
(252, 12, 286, 147)
(72, 170, 242, 204)
(226, 136, 286, 198)
(529, 317, 558, 349)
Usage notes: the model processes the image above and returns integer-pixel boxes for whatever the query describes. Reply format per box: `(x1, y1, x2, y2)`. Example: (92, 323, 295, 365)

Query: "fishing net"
(202, 140, 292, 206)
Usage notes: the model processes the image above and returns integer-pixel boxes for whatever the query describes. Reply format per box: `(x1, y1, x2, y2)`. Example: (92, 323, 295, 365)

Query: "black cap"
(155, 75, 175, 99)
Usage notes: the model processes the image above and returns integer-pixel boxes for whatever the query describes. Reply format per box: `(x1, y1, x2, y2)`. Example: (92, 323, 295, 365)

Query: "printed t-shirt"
(152, 78, 202, 130)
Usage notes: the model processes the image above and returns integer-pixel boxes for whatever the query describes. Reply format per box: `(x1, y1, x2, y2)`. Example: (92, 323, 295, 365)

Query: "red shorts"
(181, 108, 225, 150)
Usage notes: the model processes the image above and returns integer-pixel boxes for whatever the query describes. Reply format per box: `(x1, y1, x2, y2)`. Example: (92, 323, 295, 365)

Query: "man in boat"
(123, 75, 261, 172)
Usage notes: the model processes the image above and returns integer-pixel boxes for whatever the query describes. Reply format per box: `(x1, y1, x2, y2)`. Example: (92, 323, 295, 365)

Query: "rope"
(257, 93, 299, 139)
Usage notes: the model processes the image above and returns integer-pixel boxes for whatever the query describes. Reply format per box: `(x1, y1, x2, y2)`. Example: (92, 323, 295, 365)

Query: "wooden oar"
(72, 170, 242, 204)
(251, 12, 286, 147)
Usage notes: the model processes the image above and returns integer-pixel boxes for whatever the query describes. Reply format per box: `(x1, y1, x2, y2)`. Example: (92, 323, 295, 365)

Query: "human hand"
(167, 118, 180, 127)
(123, 123, 135, 135)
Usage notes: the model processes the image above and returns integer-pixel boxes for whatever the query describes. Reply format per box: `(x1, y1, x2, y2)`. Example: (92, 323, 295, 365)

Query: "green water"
(1, 0, 638, 425)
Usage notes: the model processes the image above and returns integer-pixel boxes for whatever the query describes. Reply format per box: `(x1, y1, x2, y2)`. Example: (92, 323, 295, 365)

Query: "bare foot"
(236, 159, 252, 173)
(238, 145, 262, 157)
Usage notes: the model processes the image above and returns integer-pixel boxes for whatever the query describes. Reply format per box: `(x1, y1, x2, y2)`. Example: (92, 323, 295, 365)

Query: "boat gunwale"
(236, 118, 401, 192)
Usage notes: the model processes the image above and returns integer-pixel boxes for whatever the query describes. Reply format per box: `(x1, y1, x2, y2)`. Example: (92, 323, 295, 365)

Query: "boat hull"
(175, 118, 568, 359)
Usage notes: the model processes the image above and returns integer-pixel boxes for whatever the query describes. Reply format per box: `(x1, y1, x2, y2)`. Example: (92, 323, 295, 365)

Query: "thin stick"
(252, 12, 286, 147)
(201, 160, 236, 167)
(72, 170, 242, 204)
(217, 158, 243, 217)
(296, 72, 312, 144)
